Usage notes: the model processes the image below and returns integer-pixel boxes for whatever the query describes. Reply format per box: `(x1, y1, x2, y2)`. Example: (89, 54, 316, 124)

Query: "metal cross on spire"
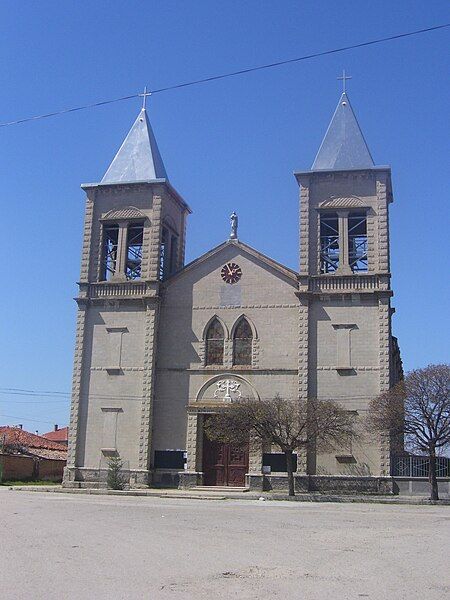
(139, 86, 152, 110)
(337, 70, 352, 93)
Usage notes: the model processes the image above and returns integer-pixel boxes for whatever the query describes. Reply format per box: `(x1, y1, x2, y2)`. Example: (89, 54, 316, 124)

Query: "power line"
(0, 23, 448, 129)
(0, 388, 372, 426)
(0, 93, 139, 128)
(150, 24, 449, 94)
(0, 414, 55, 425)
(0, 387, 377, 403)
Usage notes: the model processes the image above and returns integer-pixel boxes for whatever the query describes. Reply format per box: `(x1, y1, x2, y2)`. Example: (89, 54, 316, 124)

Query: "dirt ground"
(1, 489, 449, 600)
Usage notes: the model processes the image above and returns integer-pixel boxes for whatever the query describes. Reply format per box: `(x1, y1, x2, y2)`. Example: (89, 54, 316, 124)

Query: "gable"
(167, 241, 297, 285)
(162, 241, 298, 310)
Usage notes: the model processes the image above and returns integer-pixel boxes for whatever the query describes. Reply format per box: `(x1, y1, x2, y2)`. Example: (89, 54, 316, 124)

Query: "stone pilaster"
(366, 211, 376, 272)
(180, 210, 188, 268)
(138, 301, 159, 472)
(378, 295, 391, 476)
(198, 340, 206, 365)
(223, 339, 233, 368)
(298, 298, 309, 402)
(377, 178, 390, 273)
(336, 210, 352, 274)
(140, 219, 151, 277)
(186, 412, 199, 471)
(248, 434, 263, 474)
(299, 181, 310, 274)
(297, 296, 309, 474)
(66, 303, 88, 470)
(147, 193, 163, 280)
(252, 337, 260, 369)
(79, 194, 95, 282)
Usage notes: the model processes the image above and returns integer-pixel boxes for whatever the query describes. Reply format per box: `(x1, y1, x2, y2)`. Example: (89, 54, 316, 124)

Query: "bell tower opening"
(348, 212, 368, 272)
(320, 212, 339, 273)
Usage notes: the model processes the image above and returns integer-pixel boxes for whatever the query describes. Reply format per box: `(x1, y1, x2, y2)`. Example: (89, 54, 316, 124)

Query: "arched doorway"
(202, 415, 249, 487)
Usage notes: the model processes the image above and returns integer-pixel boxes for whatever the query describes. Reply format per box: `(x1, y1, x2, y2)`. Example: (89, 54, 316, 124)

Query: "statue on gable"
(229, 211, 238, 240)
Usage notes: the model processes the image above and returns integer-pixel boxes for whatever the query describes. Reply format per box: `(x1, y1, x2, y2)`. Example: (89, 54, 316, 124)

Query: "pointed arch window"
(233, 318, 253, 366)
(205, 319, 224, 365)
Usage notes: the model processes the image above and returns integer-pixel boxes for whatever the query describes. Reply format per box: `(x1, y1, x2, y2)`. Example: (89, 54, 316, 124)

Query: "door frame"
(201, 414, 249, 486)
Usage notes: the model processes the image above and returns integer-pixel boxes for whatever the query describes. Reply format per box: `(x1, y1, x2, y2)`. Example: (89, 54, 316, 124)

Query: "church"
(63, 89, 403, 492)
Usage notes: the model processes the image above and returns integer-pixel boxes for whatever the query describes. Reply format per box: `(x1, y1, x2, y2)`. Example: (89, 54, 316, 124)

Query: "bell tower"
(64, 105, 191, 487)
(295, 90, 401, 478)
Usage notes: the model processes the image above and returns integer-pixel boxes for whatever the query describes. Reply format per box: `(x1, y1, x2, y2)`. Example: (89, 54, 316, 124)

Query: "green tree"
(107, 454, 125, 490)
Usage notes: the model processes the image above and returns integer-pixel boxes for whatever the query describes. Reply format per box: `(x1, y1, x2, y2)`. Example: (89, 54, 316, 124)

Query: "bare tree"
(204, 395, 355, 496)
(368, 364, 450, 501)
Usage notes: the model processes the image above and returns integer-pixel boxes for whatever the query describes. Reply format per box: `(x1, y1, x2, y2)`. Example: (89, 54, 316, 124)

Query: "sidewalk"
(5, 484, 450, 505)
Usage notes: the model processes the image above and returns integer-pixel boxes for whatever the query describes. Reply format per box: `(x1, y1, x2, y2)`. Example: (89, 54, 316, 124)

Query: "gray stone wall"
(65, 181, 187, 486)
(66, 155, 400, 489)
(153, 242, 299, 467)
(296, 168, 396, 478)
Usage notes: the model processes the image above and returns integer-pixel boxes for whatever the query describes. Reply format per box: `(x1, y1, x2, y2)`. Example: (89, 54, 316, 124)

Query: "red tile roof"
(0, 426, 67, 460)
(42, 427, 69, 443)
(25, 447, 67, 461)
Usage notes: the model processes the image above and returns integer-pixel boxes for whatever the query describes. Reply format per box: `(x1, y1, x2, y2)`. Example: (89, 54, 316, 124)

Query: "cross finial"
(139, 85, 152, 110)
(337, 70, 352, 93)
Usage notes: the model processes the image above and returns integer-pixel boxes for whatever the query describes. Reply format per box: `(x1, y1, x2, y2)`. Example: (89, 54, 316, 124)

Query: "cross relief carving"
(214, 379, 242, 402)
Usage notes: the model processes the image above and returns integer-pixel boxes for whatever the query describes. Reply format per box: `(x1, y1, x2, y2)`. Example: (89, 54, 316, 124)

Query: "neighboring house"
(0, 426, 67, 482)
(42, 425, 69, 445)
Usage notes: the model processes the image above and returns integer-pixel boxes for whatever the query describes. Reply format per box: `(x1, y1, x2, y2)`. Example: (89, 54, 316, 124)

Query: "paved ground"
(1, 489, 449, 600)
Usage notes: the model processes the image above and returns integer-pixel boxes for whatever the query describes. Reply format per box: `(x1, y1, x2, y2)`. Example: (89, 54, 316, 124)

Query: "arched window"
(233, 318, 253, 366)
(205, 319, 224, 365)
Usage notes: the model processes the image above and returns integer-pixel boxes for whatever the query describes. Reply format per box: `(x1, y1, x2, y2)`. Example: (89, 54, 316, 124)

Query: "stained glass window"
(206, 318, 224, 365)
(233, 318, 253, 366)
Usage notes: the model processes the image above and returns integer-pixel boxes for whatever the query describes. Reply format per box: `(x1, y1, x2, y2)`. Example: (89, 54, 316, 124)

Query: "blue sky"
(0, 1, 448, 432)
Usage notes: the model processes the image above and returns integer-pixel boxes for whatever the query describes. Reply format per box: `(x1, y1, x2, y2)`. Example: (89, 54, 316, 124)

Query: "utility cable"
(0, 23, 448, 128)
(0, 388, 376, 403)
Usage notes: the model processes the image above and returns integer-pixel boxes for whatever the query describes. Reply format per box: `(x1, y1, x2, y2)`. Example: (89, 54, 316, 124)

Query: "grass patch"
(0, 480, 60, 486)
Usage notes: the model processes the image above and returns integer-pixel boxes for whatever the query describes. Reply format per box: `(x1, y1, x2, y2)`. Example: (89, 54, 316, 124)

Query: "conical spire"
(101, 108, 167, 184)
(311, 93, 374, 171)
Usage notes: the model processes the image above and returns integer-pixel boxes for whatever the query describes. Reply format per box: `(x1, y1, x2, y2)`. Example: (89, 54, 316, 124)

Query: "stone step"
(65, 481, 108, 489)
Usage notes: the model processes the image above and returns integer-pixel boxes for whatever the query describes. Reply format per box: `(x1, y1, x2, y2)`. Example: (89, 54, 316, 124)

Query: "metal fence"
(391, 455, 450, 478)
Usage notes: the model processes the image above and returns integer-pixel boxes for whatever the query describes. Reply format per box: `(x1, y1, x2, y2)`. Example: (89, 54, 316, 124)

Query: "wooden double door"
(202, 424, 249, 487)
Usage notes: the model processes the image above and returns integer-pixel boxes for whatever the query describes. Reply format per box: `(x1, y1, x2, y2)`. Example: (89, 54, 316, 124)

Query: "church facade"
(64, 91, 403, 492)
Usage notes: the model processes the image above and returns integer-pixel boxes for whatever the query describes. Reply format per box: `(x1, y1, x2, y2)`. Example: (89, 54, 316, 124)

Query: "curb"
(6, 486, 450, 505)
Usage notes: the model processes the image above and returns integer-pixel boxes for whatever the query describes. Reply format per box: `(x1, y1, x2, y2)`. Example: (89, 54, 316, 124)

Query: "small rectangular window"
(101, 225, 119, 281)
(262, 453, 298, 472)
(154, 450, 185, 469)
(348, 213, 368, 272)
(126, 223, 144, 280)
(320, 213, 339, 273)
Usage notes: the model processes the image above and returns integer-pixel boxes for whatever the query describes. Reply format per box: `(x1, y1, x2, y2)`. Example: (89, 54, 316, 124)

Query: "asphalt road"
(1, 489, 449, 600)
